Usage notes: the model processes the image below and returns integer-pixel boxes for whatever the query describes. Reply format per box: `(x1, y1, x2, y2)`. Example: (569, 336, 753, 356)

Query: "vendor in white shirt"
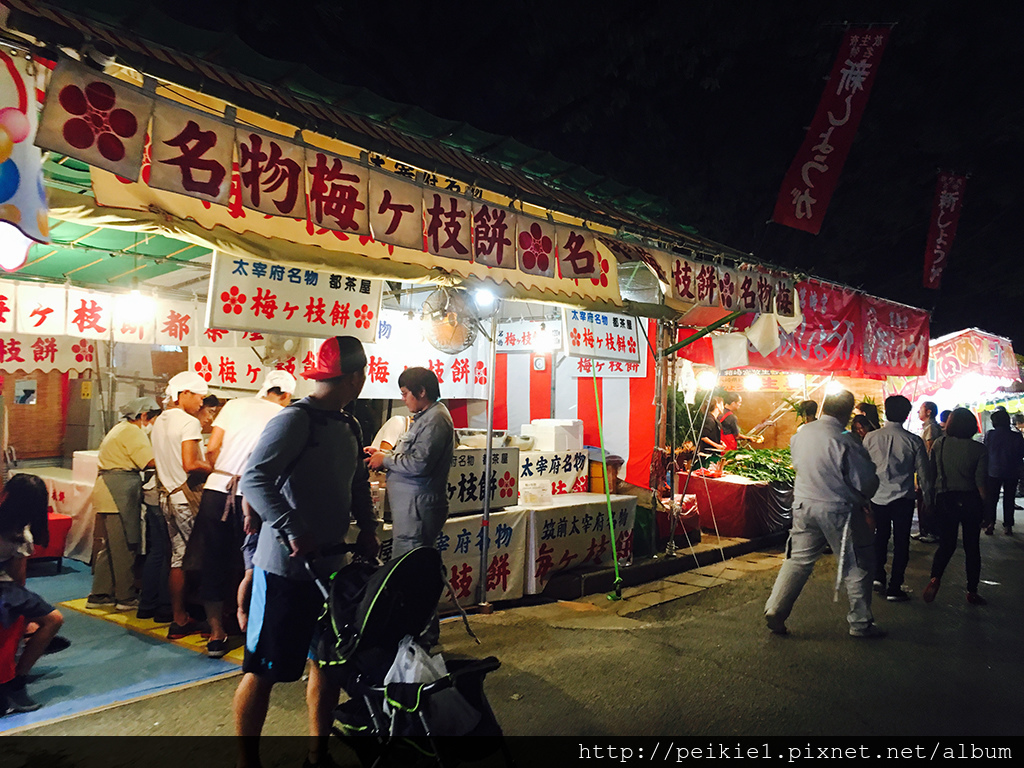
(370, 414, 410, 451)
(195, 370, 296, 658)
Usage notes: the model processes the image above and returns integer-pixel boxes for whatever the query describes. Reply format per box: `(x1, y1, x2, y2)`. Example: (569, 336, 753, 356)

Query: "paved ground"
(14, 530, 1024, 749)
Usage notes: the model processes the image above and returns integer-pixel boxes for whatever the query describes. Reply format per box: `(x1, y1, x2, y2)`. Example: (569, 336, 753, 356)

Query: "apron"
(97, 469, 144, 546)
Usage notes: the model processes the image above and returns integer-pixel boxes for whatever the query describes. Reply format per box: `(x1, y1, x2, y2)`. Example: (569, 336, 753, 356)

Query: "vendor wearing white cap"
(195, 370, 296, 658)
(85, 396, 159, 613)
(151, 371, 214, 640)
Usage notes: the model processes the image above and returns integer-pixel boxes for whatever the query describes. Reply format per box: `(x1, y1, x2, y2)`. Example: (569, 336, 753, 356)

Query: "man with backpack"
(235, 336, 379, 768)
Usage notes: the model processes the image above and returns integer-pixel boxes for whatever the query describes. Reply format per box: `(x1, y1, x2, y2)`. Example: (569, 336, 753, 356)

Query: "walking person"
(923, 408, 989, 606)
(982, 409, 1023, 535)
(913, 401, 943, 543)
(86, 397, 159, 612)
(151, 371, 214, 639)
(234, 337, 379, 768)
(862, 396, 932, 602)
(764, 389, 883, 638)
(196, 371, 295, 658)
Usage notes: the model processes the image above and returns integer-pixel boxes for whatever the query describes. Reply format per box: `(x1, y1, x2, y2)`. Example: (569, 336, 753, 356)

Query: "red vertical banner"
(772, 28, 890, 234)
(493, 352, 509, 430)
(625, 320, 657, 488)
(922, 172, 967, 289)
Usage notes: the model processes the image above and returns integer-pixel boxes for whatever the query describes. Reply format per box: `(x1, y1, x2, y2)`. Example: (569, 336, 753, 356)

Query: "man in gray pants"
(764, 389, 883, 638)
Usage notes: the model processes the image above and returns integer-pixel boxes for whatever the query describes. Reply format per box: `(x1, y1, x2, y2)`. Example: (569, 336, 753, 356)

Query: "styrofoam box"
(72, 450, 100, 486)
(521, 419, 583, 452)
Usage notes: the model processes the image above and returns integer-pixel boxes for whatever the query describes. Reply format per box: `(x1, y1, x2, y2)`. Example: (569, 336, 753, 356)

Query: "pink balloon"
(0, 108, 30, 143)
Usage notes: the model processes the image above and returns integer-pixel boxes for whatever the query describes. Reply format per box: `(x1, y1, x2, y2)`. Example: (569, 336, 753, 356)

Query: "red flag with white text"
(922, 172, 966, 290)
(772, 28, 890, 234)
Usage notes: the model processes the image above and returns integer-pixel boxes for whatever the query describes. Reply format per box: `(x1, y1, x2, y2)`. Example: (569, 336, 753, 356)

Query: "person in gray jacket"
(366, 367, 455, 557)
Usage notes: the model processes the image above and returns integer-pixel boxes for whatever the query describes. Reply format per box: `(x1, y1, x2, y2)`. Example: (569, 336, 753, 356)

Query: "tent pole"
(660, 310, 745, 358)
(476, 312, 499, 611)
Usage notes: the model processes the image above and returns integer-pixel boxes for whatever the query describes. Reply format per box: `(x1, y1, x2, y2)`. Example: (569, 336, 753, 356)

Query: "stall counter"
(680, 472, 792, 539)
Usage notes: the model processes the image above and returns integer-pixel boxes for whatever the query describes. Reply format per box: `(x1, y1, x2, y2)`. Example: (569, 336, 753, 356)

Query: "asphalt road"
(13, 530, 1024, 749)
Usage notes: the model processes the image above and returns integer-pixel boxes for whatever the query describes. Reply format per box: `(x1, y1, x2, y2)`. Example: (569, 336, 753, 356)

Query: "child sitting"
(0, 474, 64, 715)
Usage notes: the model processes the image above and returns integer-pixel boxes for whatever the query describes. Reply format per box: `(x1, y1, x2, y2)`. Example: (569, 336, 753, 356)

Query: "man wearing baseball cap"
(196, 370, 296, 658)
(151, 371, 214, 640)
(235, 337, 379, 768)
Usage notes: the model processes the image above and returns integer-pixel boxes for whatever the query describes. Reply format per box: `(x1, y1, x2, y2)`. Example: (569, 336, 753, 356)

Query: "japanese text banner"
(772, 28, 890, 234)
(0, 333, 96, 373)
(15, 283, 65, 335)
(922, 172, 966, 290)
(562, 307, 640, 363)
(861, 296, 929, 377)
(149, 103, 233, 205)
(206, 251, 383, 342)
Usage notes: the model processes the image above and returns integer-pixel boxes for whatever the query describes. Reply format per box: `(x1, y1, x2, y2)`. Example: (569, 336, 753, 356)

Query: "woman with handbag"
(923, 408, 989, 606)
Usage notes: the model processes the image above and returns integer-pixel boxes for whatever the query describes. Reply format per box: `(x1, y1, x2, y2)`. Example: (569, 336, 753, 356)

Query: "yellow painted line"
(60, 598, 244, 664)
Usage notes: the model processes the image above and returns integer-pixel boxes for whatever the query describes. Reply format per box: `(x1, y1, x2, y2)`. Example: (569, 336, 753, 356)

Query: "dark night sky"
(182, 0, 1024, 346)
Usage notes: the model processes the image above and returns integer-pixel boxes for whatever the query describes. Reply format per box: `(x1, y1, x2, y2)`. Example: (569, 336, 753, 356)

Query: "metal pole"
(476, 312, 499, 609)
(659, 310, 745, 358)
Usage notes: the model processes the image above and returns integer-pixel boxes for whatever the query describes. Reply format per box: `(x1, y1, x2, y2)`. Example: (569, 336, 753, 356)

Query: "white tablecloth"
(508, 492, 637, 594)
(16, 467, 96, 563)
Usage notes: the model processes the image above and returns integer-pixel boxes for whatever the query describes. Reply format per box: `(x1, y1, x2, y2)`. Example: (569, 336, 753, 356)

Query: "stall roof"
(4, 0, 738, 255)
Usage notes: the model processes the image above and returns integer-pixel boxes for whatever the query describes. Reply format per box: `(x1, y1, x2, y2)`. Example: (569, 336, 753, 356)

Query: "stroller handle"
(301, 541, 357, 600)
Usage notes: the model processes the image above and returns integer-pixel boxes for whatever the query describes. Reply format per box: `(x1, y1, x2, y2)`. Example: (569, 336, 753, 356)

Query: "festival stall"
(674, 279, 931, 538)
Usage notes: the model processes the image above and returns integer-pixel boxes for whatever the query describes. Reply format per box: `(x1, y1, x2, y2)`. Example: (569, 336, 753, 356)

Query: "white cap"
(258, 370, 297, 398)
(166, 371, 210, 401)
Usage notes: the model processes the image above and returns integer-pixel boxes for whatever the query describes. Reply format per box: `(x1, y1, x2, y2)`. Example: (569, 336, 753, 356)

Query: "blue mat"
(1, 560, 239, 732)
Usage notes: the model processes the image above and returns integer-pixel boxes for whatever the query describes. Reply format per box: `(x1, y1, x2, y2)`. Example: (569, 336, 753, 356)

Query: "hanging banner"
(0, 282, 14, 331)
(555, 226, 598, 279)
(197, 327, 239, 348)
(887, 329, 1017, 400)
(235, 129, 308, 218)
(518, 450, 589, 503)
(472, 202, 515, 269)
(0, 333, 95, 373)
(37, 58, 152, 180)
(562, 307, 640, 363)
(367, 170, 423, 250)
(515, 215, 556, 278)
(424, 190, 472, 260)
(0, 50, 48, 245)
(153, 298, 198, 347)
(922, 172, 967, 290)
(671, 256, 697, 303)
(65, 288, 112, 341)
(718, 266, 740, 311)
(861, 296, 929, 377)
(496, 320, 562, 353)
(694, 262, 720, 307)
(190, 344, 277, 390)
(775, 277, 796, 317)
(206, 251, 383, 341)
(149, 103, 233, 205)
(15, 283, 65, 335)
(305, 148, 369, 235)
(772, 28, 890, 234)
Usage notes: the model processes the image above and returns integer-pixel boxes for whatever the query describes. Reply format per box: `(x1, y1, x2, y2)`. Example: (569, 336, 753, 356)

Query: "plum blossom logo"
(590, 255, 610, 288)
(71, 339, 94, 363)
(473, 361, 488, 385)
(719, 272, 736, 309)
(518, 222, 553, 272)
(58, 81, 139, 162)
(194, 355, 213, 382)
(220, 286, 246, 315)
(354, 304, 374, 330)
(498, 472, 515, 498)
(569, 328, 581, 347)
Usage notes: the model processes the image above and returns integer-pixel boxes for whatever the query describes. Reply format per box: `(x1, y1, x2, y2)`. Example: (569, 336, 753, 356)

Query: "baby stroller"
(309, 546, 512, 768)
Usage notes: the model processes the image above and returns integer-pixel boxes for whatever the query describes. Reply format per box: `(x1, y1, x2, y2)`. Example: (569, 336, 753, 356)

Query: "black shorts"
(242, 568, 324, 683)
(0, 582, 56, 628)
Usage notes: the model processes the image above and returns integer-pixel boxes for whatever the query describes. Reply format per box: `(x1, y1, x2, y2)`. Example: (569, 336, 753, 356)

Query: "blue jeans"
(139, 503, 171, 614)
(765, 502, 876, 632)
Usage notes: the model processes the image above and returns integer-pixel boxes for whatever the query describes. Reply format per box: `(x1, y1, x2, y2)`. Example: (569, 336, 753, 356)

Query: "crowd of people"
(764, 389, 1021, 639)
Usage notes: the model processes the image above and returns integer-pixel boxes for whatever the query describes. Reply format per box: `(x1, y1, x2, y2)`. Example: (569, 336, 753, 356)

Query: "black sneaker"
(44, 635, 72, 654)
(3, 678, 41, 713)
(886, 589, 911, 602)
(207, 638, 228, 659)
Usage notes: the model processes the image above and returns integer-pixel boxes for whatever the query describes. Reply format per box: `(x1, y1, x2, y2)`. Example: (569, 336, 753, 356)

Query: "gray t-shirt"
(239, 398, 373, 579)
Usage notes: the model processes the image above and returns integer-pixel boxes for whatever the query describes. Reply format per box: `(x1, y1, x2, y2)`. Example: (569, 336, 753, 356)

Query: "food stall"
(675, 279, 932, 538)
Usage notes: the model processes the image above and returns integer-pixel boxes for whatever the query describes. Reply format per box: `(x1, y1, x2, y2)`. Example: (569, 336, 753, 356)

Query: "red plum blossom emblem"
(59, 81, 139, 162)
(220, 285, 246, 315)
(194, 355, 213, 382)
(353, 304, 374, 330)
(71, 339, 94, 363)
(498, 472, 516, 498)
(518, 223, 552, 272)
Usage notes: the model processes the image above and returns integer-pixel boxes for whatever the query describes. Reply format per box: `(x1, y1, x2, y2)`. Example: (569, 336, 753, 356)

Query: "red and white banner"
(861, 296, 930, 377)
(495, 320, 562, 352)
(772, 28, 890, 234)
(518, 450, 589, 502)
(14, 283, 65, 335)
(149, 104, 233, 205)
(563, 308, 640, 363)
(206, 251, 383, 341)
(887, 329, 1017, 400)
(153, 298, 198, 347)
(0, 333, 96, 373)
(65, 288, 112, 341)
(37, 58, 152, 180)
(922, 172, 967, 290)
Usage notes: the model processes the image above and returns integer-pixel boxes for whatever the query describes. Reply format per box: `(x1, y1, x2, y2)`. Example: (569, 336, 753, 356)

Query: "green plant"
(721, 447, 795, 484)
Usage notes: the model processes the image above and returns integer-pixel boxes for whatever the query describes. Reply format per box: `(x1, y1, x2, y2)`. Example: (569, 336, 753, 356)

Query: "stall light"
(532, 322, 559, 352)
(697, 370, 719, 390)
(121, 280, 156, 324)
(0, 221, 31, 272)
(473, 288, 496, 309)
(787, 373, 805, 390)
(743, 374, 762, 391)
(825, 379, 844, 395)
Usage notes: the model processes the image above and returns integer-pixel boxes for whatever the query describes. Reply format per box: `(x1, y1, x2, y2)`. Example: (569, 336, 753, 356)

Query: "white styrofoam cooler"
(520, 419, 584, 452)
